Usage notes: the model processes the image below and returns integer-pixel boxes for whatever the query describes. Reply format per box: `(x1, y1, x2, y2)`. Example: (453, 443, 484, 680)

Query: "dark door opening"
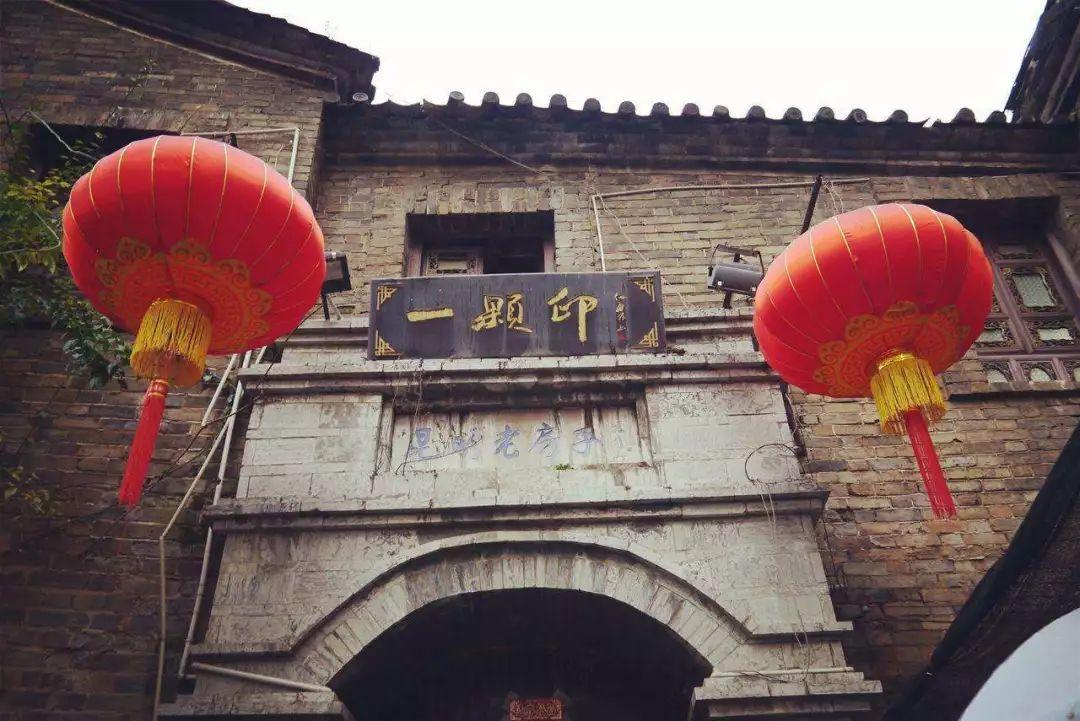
(332, 588, 709, 721)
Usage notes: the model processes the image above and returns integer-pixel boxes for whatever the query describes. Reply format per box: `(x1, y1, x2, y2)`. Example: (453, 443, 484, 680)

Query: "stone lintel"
(241, 351, 776, 397)
(159, 691, 350, 719)
(694, 669, 882, 719)
(203, 489, 829, 531)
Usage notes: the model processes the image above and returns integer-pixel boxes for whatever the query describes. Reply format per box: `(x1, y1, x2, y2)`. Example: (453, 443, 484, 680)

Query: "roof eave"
(50, 0, 379, 100)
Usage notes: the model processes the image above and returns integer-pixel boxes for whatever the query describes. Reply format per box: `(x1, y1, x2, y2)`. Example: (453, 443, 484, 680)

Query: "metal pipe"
(218, 350, 251, 484)
(153, 421, 229, 719)
(180, 127, 301, 137)
(187, 662, 332, 694)
(287, 127, 300, 185)
(181, 127, 301, 185)
(178, 351, 253, 678)
(199, 354, 237, 426)
(177, 527, 215, 679)
(801, 175, 824, 233)
(592, 194, 606, 271)
(712, 666, 854, 678)
(173, 352, 244, 677)
(595, 177, 871, 201)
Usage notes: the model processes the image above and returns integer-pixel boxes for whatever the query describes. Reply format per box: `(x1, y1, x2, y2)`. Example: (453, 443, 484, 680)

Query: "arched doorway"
(331, 588, 711, 721)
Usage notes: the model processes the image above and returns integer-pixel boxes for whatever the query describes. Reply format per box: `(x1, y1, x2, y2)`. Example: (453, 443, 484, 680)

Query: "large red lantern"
(62, 136, 325, 506)
(754, 203, 994, 518)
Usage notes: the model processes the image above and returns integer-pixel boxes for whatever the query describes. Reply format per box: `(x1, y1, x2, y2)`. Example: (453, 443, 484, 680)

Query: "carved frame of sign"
(509, 698, 564, 721)
(368, 272, 665, 359)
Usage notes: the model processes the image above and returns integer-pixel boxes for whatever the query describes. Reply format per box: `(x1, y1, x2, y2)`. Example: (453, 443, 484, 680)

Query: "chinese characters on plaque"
(368, 272, 664, 359)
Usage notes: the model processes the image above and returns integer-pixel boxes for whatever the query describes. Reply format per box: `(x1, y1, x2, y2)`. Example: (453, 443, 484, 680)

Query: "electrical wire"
(596, 194, 693, 311)
(428, 115, 550, 177)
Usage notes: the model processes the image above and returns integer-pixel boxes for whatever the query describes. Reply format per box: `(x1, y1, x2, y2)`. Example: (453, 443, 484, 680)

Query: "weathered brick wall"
(0, 4, 327, 719)
(314, 112, 1080, 708)
(0, 1, 327, 195)
(0, 331, 223, 720)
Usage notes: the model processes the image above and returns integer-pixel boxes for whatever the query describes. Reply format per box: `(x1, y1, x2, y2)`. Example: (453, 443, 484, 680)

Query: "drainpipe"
(188, 662, 333, 694)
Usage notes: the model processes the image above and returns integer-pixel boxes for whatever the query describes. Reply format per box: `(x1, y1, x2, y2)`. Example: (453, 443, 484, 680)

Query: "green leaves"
(1, 119, 129, 388)
(1, 465, 57, 516)
(0, 431, 56, 518)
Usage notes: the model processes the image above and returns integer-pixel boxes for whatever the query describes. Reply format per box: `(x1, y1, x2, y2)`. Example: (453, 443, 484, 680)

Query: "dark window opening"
(23, 124, 165, 180)
(406, 211, 555, 277)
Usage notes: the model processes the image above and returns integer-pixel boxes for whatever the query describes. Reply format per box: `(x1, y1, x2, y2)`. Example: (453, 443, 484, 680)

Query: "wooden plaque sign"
(368, 272, 665, 360)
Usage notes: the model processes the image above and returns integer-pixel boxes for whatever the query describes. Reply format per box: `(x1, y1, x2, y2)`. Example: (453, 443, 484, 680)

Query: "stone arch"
(289, 534, 747, 687)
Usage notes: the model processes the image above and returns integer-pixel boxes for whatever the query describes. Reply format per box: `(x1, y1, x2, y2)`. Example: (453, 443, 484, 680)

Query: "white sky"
(234, 0, 1045, 122)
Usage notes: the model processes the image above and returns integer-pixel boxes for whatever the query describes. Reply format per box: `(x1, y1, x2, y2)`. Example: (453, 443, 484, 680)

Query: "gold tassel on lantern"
(120, 298, 213, 506)
(869, 351, 956, 519)
(869, 351, 945, 434)
(130, 298, 212, 386)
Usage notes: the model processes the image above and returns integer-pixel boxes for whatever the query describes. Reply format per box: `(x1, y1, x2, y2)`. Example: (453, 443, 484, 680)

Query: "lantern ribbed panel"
(753, 203, 994, 398)
(62, 135, 326, 358)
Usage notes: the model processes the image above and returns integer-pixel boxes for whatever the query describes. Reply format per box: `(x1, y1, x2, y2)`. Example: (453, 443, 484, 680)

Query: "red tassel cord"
(903, 409, 957, 519)
(119, 379, 169, 507)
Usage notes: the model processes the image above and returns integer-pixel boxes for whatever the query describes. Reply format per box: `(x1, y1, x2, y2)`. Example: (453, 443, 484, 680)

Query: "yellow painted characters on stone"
(505, 292, 532, 333)
(406, 307, 454, 322)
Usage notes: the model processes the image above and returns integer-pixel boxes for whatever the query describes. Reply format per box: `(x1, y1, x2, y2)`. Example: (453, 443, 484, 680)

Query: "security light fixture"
(321, 251, 351, 319)
(707, 245, 765, 309)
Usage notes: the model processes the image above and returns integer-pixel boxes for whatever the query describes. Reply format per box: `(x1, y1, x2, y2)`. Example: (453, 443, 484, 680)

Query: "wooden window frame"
(404, 211, 555, 278)
(976, 230, 1080, 383)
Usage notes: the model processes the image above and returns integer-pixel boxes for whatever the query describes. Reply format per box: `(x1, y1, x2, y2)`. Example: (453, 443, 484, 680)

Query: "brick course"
(0, 1, 327, 196)
(0, 331, 221, 720)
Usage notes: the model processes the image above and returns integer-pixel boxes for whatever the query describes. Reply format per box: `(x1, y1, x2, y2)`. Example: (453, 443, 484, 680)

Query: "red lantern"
(62, 136, 325, 506)
(753, 203, 994, 518)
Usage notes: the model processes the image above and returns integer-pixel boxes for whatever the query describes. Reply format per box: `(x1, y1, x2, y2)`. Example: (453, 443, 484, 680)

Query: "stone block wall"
(177, 326, 880, 717)
(312, 117, 1080, 704)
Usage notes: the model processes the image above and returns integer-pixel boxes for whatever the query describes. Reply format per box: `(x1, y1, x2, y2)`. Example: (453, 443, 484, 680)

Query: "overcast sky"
(234, 0, 1045, 122)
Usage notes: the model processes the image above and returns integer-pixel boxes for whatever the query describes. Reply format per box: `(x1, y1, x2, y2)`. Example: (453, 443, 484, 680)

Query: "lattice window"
(973, 223, 1080, 383)
(405, 212, 554, 277)
(984, 363, 1011, 384)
